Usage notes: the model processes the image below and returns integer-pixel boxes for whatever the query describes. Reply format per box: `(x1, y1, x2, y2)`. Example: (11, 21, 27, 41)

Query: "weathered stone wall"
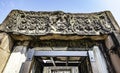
(0, 33, 13, 73)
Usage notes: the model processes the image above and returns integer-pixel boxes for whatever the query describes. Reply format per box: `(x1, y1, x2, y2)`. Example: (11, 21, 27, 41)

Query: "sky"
(0, 0, 120, 26)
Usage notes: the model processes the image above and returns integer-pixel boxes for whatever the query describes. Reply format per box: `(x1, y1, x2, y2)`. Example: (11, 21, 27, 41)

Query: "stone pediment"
(0, 10, 119, 35)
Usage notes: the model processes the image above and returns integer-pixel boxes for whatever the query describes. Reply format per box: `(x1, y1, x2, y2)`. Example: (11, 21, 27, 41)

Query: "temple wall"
(0, 33, 13, 73)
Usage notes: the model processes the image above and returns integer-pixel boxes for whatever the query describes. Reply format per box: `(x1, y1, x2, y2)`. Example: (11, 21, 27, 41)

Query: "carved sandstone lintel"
(0, 10, 119, 35)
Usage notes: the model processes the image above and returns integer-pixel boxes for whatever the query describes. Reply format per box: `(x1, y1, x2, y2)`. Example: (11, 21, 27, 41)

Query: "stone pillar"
(22, 49, 35, 73)
(3, 46, 27, 73)
(109, 50, 120, 73)
(0, 33, 13, 73)
(90, 46, 108, 73)
(105, 34, 120, 73)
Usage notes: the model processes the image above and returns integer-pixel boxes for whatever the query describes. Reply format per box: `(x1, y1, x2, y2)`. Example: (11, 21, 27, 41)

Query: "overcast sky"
(0, 0, 120, 26)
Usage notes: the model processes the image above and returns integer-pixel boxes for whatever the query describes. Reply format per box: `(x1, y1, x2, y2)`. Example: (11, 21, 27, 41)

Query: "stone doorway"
(24, 47, 96, 73)
(20, 46, 108, 73)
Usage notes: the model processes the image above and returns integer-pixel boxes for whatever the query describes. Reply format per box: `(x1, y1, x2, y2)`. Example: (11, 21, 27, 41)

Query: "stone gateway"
(0, 10, 120, 73)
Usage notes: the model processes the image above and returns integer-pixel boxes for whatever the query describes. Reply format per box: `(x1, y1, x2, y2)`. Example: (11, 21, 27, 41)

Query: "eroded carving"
(1, 10, 116, 35)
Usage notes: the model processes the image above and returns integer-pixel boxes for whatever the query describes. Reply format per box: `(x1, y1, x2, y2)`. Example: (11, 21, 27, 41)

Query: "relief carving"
(49, 12, 70, 33)
(1, 10, 116, 35)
